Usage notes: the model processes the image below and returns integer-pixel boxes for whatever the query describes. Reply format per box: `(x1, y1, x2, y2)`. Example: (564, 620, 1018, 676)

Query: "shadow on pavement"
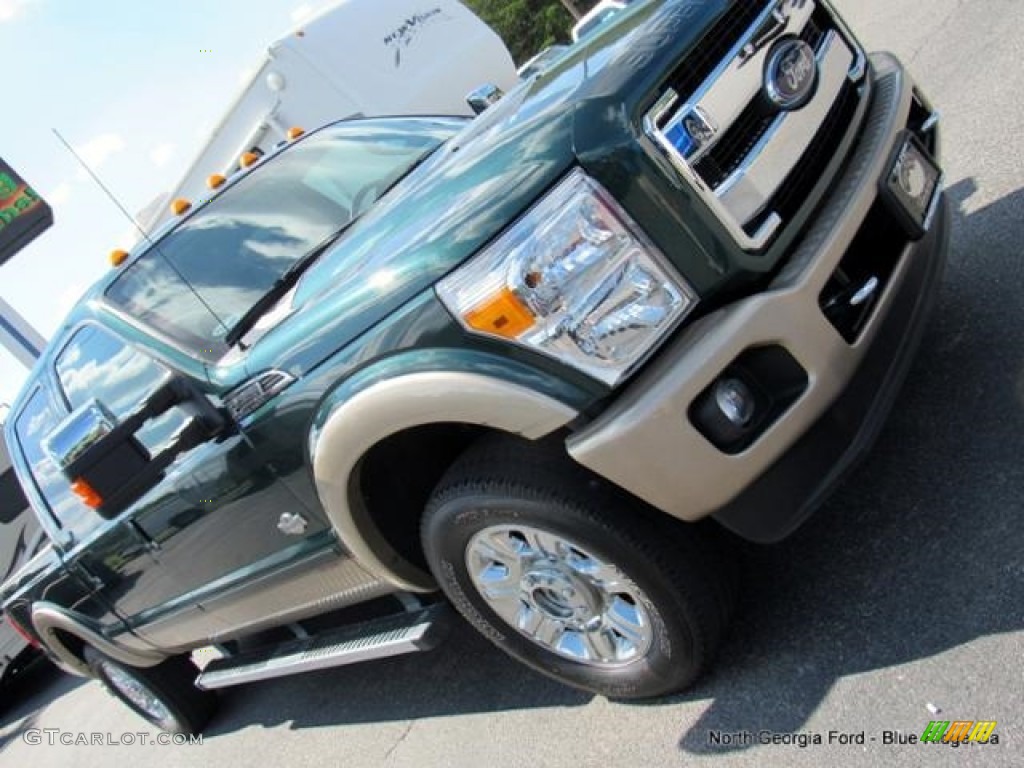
(205, 616, 592, 736)
(0, 661, 84, 750)
(670, 179, 1024, 753)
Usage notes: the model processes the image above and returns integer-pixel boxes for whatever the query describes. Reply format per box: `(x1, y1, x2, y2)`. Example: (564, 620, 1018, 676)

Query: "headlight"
(436, 169, 697, 386)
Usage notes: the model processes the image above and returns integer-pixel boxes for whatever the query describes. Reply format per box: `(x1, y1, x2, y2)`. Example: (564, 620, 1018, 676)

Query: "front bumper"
(566, 54, 951, 543)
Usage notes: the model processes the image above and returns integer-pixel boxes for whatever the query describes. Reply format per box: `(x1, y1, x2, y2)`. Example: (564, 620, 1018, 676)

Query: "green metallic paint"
(131, 530, 338, 632)
(240, 291, 599, 519)
(238, 120, 580, 381)
(204, 3, 753, 390)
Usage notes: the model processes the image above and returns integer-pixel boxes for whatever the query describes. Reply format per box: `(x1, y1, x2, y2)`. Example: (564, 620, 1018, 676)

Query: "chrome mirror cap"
(466, 83, 504, 115)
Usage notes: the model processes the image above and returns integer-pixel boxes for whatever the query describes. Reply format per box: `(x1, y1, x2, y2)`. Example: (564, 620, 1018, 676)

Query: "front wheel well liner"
(352, 423, 493, 573)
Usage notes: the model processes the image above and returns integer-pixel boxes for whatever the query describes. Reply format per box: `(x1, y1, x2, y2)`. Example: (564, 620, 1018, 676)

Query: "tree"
(559, 0, 588, 19)
(463, 0, 598, 63)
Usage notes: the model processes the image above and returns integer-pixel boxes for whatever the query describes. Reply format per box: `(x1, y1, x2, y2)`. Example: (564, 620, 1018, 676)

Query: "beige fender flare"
(31, 603, 167, 677)
(311, 372, 577, 592)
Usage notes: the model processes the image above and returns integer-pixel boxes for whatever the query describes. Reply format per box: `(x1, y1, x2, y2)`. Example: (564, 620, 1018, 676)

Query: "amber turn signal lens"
(170, 198, 191, 215)
(71, 479, 103, 510)
(464, 288, 536, 339)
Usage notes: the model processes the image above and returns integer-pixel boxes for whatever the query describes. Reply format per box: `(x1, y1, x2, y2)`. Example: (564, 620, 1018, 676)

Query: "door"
(10, 383, 190, 647)
(51, 324, 335, 645)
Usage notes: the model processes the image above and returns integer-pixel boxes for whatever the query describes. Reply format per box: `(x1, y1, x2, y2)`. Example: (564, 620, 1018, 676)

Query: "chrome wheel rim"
(102, 662, 177, 730)
(465, 524, 654, 667)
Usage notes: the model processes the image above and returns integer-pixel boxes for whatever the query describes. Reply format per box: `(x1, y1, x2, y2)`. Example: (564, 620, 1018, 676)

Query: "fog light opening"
(689, 346, 809, 455)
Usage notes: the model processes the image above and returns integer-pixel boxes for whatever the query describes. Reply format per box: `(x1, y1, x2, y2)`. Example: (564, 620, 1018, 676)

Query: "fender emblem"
(277, 512, 309, 536)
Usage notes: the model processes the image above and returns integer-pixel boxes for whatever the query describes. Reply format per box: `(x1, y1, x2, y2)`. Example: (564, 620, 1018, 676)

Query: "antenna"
(50, 128, 232, 342)
(51, 128, 156, 247)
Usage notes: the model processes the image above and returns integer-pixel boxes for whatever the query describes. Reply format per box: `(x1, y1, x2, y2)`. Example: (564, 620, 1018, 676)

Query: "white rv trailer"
(146, 0, 517, 230)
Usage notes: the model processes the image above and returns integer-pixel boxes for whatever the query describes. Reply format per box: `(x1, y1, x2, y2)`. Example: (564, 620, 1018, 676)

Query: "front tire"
(421, 435, 736, 699)
(84, 647, 217, 734)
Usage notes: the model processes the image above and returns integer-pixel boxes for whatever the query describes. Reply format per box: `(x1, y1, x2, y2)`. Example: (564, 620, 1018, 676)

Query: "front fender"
(308, 349, 584, 591)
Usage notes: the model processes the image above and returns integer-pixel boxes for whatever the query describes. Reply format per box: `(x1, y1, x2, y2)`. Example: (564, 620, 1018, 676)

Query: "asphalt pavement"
(1, 0, 1022, 765)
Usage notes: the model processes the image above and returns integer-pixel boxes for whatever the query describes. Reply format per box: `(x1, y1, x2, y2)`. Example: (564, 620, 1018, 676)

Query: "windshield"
(105, 119, 456, 360)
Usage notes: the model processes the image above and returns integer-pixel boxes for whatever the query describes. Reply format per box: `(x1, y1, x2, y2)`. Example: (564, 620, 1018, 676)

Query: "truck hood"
(238, 0, 726, 379)
(240, 85, 581, 377)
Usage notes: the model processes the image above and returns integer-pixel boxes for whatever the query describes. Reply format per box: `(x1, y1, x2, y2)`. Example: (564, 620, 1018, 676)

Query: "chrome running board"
(194, 604, 449, 690)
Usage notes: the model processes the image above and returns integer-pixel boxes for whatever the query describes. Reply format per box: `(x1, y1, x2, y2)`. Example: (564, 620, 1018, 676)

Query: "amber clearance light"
(170, 198, 192, 216)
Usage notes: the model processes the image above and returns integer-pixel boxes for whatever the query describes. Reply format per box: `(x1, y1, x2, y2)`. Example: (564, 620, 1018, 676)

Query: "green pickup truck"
(1, 0, 948, 735)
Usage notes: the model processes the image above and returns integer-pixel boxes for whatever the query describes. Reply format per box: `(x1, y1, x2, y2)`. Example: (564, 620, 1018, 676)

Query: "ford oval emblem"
(764, 39, 818, 110)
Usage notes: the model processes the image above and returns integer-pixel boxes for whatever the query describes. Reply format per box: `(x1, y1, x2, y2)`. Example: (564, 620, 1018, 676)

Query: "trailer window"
(0, 464, 28, 525)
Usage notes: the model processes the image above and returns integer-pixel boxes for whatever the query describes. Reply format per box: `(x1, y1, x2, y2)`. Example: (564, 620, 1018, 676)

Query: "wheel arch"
(30, 603, 167, 677)
(309, 362, 583, 592)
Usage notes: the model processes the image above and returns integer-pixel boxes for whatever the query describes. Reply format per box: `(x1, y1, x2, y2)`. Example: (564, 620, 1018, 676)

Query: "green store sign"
(0, 173, 42, 227)
(0, 160, 53, 265)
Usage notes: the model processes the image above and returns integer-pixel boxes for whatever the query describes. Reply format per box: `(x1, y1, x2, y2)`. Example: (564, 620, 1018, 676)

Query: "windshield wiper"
(223, 225, 352, 348)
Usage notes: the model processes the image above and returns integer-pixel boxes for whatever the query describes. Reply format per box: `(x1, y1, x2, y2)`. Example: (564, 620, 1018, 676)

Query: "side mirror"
(466, 83, 505, 115)
(44, 378, 227, 520)
(45, 400, 151, 519)
(45, 401, 122, 471)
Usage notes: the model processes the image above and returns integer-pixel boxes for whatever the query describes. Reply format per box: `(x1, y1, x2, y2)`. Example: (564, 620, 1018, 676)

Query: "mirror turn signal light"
(71, 478, 103, 510)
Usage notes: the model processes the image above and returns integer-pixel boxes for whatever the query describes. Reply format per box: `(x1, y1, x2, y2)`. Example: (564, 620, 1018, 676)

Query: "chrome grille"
(694, 102, 776, 189)
(666, 1, 765, 100)
(645, 0, 866, 251)
(746, 78, 859, 233)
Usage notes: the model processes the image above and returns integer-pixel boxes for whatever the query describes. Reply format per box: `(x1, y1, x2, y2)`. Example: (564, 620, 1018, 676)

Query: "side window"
(14, 388, 96, 539)
(55, 325, 186, 455)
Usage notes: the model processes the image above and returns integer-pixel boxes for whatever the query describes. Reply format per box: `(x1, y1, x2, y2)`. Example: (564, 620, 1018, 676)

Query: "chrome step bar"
(194, 604, 450, 691)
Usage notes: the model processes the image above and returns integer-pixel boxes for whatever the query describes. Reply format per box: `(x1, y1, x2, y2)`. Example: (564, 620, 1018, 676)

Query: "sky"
(0, 0, 336, 406)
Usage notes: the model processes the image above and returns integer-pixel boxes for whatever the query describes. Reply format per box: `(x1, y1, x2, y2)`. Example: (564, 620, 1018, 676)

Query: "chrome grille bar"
(716, 30, 853, 225)
(644, 0, 866, 251)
